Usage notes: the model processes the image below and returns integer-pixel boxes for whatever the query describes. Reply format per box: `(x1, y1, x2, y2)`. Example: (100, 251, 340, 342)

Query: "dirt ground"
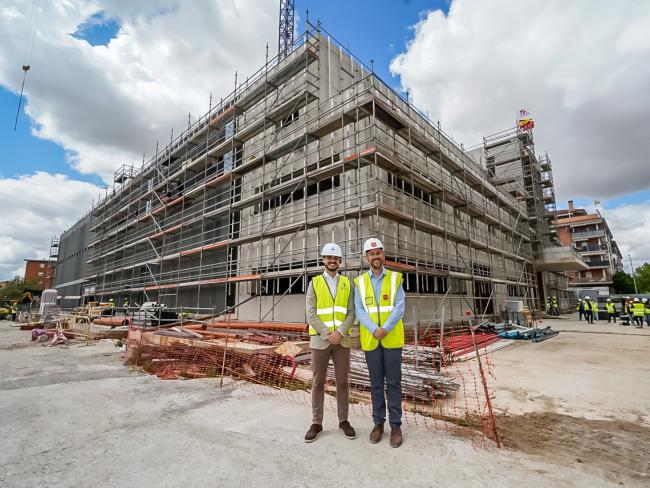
(491, 316, 650, 484)
(0, 315, 648, 487)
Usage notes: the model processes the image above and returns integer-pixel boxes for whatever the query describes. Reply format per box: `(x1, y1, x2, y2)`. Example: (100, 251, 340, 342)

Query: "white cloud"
(0, 172, 101, 280)
(602, 201, 650, 267)
(390, 0, 650, 201)
(0, 0, 277, 181)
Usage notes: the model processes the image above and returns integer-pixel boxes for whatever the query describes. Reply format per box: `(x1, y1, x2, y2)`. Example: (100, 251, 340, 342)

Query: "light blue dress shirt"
(354, 267, 405, 334)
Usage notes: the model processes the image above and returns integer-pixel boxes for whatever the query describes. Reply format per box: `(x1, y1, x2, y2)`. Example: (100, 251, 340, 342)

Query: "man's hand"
(373, 328, 387, 340)
(327, 330, 342, 345)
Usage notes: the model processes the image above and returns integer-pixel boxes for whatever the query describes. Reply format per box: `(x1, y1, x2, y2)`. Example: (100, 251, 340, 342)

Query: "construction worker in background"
(10, 303, 17, 321)
(644, 298, 650, 327)
(576, 299, 584, 321)
(123, 298, 130, 316)
(546, 296, 552, 314)
(605, 299, 617, 323)
(632, 298, 645, 328)
(304, 242, 356, 443)
(108, 298, 115, 316)
(583, 296, 594, 324)
(354, 237, 405, 448)
(551, 296, 559, 316)
(591, 298, 599, 322)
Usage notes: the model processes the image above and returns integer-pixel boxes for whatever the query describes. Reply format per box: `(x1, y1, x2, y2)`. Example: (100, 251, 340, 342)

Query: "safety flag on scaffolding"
(517, 108, 534, 130)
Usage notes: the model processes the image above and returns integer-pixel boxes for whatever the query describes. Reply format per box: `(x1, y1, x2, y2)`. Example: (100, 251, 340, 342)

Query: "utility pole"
(628, 254, 638, 294)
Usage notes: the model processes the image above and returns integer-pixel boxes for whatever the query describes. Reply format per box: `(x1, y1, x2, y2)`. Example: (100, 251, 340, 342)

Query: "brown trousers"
(311, 344, 350, 425)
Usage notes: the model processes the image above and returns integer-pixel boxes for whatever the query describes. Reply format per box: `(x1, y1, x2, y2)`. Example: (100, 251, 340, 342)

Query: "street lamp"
(628, 254, 638, 294)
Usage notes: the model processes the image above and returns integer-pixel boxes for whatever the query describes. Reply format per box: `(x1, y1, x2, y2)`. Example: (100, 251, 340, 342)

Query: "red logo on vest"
(383, 294, 388, 300)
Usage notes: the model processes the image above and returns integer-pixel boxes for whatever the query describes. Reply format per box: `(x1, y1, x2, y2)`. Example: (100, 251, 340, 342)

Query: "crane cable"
(14, 0, 40, 131)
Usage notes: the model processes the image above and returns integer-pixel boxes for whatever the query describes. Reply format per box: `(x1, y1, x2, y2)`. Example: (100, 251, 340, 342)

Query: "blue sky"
(0, 0, 445, 186)
(2, 0, 646, 209)
(1, 0, 649, 280)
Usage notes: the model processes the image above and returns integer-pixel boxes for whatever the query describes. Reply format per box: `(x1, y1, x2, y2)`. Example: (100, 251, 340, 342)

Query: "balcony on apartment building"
(585, 259, 610, 268)
(572, 229, 605, 240)
(534, 246, 589, 272)
(570, 270, 613, 284)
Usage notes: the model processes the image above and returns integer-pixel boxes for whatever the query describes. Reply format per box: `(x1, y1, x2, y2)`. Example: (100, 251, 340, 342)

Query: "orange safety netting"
(125, 318, 501, 447)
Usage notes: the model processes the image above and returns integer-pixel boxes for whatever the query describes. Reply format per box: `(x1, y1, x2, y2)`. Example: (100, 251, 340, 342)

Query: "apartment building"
(554, 201, 623, 295)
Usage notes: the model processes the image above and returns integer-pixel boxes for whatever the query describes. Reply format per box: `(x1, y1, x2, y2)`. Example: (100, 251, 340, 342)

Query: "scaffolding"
(483, 127, 572, 310)
(85, 22, 552, 324)
(44, 236, 59, 290)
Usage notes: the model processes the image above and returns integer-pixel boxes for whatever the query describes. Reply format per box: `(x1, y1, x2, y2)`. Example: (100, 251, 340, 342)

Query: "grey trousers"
(311, 344, 350, 425)
(364, 345, 403, 429)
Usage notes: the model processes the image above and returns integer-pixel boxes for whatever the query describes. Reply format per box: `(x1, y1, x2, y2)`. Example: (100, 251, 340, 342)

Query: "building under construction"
(56, 23, 584, 323)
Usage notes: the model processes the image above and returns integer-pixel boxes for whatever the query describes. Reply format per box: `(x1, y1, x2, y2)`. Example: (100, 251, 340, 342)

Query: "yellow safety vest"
(354, 270, 404, 351)
(310, 274, 351, 335)
(591, 302, 598, 312)
(633, 303, 645, 317)
(605, 303, 615, 314)
(575, 302, 581, 311)
(645, 305, 650, 315)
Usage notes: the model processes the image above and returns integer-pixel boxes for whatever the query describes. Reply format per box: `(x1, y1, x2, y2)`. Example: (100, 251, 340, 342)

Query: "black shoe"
(339, 420, 357, 439)
(304, 423, 323, 443)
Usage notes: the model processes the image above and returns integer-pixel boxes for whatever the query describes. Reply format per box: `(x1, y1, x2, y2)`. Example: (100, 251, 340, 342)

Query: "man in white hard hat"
(583, 296, 594, 324)
(605, 298, 617, 323)
(632, 297, 645, 328)
(304, 242, 356, 443)
(353, 237, 405, 448)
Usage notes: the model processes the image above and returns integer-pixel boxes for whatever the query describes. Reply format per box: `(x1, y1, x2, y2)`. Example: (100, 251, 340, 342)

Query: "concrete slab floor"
(0, 317, 648, 488)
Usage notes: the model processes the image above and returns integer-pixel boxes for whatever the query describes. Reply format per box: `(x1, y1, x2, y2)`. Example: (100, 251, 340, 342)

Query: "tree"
(612, 271, 636, 294)
(0, 276, 40, 301)
(635, 262, 650, 294)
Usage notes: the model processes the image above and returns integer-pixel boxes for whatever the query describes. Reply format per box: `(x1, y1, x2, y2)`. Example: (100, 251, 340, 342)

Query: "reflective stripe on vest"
(633, 303, 645, 317)
(353, 269, 404, 351)
(606, 303, 615, 313)
(309, 274, 351, 335)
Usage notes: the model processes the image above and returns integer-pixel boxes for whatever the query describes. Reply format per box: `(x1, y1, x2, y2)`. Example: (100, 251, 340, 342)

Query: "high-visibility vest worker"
(633, 302, 645, 317)
(310, 274, 352, 336)
(354, 269, 404, 351)
(591, 301, 598, 314)
(605, 302, 615, 314)
(576, 301, 583, 311)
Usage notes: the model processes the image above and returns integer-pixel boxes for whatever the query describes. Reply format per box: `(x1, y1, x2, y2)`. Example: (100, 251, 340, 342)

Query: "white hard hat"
(363, 238, 384, 253)
(320, 242, 342, 258)
(607, 299, 611, 302)
(626, 296, 631, 299)
(643, 298, 648, 303)
(634, 298, 639, 302)
(585, 296, 590, 300)
(577, 299, 582, 302)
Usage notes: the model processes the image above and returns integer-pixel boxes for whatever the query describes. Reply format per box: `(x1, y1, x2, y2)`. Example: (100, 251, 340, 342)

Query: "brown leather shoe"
(369, 424, 384, 444)
(339, 420, 357, 439)
(304, 423, 323, 443)
(390, 427, 403, 448)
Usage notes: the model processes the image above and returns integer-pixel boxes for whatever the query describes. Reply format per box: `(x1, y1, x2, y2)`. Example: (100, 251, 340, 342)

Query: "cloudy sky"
(1, 0, 649, 280)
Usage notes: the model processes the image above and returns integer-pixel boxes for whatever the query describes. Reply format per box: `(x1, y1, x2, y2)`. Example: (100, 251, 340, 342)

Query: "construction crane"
(278, 0, 295, 60)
